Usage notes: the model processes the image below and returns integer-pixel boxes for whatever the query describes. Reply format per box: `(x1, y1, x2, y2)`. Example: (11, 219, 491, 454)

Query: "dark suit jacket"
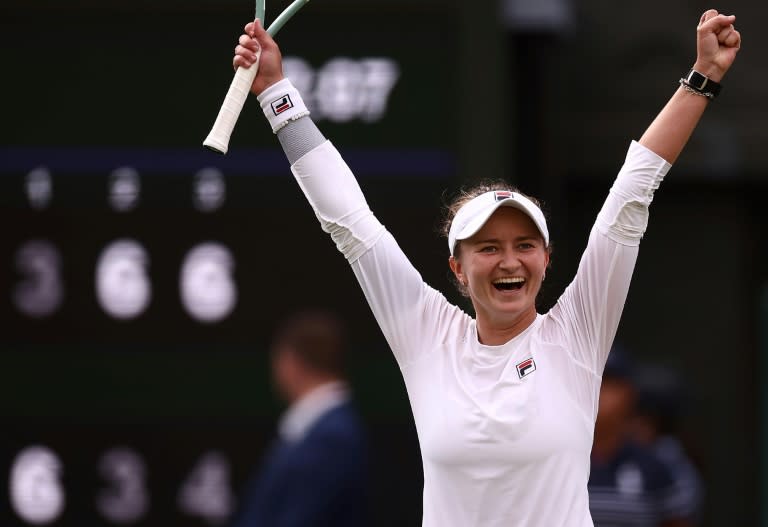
(231, 401, 368, 527)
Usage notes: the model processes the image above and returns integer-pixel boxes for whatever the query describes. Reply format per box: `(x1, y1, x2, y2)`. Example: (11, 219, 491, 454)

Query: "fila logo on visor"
(271, 94, 294, 115)
(516, 358, 536, 379)
(494, 191, 513, 202)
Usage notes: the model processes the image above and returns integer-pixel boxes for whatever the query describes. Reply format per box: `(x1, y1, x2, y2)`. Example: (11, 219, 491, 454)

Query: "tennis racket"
(203, 0, 311, 154)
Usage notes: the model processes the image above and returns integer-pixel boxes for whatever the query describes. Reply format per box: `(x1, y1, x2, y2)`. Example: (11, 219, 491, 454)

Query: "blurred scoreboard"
(0, 0, 460, 346)
(0, 1, 460, 525)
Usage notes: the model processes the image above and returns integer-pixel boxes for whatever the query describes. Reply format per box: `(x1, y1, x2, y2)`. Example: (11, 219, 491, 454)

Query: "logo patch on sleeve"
(516, 358, 536, 379)
(271, 94, 294, 115)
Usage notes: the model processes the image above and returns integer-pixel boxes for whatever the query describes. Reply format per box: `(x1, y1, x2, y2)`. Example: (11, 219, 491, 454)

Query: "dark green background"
(1, 0, 767, 525)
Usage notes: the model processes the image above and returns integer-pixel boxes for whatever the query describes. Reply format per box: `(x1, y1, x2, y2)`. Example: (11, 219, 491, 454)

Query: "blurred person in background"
(229, 310, 368, 527)
(589, 351, 697, 526)
(632, 366, 704, 524)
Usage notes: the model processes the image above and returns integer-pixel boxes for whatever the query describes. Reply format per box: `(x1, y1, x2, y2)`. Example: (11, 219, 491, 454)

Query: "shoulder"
(306, 402, 367, 450)
(280, 403, 367, 481)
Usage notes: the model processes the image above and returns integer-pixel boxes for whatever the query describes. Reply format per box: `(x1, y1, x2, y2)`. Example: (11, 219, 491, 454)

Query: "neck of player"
(475, 306, 537, 346)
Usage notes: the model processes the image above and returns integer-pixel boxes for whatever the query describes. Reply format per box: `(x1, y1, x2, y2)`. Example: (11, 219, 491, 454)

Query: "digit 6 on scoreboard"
(9, 446, 66, 525)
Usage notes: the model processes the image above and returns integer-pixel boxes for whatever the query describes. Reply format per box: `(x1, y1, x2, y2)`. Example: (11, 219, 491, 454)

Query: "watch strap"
(680, 69, 722, 99)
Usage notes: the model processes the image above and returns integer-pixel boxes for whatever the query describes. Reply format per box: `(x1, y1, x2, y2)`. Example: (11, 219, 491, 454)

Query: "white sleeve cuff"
(257, 78, 310, 133)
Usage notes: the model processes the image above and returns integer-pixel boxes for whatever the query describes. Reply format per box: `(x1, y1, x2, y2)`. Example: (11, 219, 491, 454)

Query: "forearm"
(256, 80, 384, 262)
(286, 133, 385, 262)
(638, 85, 709, 165)
(276, 115, 326, 164)
(639, 9, 741, 164)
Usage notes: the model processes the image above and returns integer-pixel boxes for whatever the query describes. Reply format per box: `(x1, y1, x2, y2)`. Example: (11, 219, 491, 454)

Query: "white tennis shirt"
(289, 139, 670, 526)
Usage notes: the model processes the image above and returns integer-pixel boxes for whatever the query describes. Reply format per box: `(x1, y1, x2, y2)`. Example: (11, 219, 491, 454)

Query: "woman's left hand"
(694, 9, 741, 82)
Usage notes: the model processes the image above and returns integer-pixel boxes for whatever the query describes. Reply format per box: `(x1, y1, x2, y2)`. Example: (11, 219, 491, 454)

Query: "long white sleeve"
(291, 140, 385, 263)
(545, 141, 671, 378)
(290, 139, 468, 367)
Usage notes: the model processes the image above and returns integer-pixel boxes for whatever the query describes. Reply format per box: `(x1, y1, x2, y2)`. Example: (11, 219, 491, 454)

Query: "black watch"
(681, 69, 722, 99)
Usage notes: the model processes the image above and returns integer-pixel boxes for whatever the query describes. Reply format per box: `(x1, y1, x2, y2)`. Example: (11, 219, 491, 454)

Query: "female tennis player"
(233, 9, 740, 526)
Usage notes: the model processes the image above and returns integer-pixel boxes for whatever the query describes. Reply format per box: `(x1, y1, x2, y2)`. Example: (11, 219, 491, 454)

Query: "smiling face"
(449, 207, 550, 343)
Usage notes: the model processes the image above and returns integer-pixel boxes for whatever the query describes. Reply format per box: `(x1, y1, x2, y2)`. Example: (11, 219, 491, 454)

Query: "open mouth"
(492, 277, 525, 292)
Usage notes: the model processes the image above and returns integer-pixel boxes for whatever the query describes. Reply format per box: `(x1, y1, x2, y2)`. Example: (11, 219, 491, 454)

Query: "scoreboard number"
(10, 446, 66, 525)
(193, 168, 226, 213)
(283, 56, 400, 123)
(12, 237, 241, 324)
(96, 447, 149, 524)
(180, 243, 237, 324)
(108, 168, 141, 212)
(8, 445, 236, 525)
(95, 240, 152, 320)
(25, 167, 53, 210)
(177, 451, 235, 525)
(13, 241, 64, 318)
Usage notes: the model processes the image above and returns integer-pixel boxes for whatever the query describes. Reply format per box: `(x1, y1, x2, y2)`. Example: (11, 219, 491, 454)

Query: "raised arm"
(639, 9, 741, 164)
(544, 10, 742, 383)
(231, 21, 466, 366)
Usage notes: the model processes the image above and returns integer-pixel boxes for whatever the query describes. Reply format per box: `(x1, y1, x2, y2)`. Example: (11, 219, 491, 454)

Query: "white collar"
(278, 381, 350, 443)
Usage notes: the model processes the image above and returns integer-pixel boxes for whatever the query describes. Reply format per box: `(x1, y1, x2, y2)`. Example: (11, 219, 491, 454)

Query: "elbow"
(598, 200, 650, 244)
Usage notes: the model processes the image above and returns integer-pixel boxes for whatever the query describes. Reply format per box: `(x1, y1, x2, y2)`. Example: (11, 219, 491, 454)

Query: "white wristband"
(257, 78, 310, 133)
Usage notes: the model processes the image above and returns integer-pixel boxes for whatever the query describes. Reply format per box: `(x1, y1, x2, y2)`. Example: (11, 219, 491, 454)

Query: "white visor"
(448, 190, 549, 255)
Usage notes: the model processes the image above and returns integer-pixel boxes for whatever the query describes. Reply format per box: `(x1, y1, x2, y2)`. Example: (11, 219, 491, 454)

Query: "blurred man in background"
(589, 351, 697, 526)
(229, 310, 368, 527)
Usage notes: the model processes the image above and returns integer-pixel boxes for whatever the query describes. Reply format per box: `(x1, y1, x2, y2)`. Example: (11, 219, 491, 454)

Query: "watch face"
(683, 69, 719, 97)
(693, 71, 708, 90)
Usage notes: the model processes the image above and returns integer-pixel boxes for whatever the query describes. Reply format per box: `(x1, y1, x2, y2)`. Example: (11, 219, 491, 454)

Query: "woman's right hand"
(233, 20, 285, 96)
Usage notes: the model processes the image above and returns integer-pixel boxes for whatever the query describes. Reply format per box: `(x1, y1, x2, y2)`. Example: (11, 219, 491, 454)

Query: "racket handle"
(203, 53, 261, 154)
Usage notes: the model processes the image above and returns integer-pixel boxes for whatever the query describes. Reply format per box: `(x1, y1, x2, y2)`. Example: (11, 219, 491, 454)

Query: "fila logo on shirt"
(516, 358, 536, 379)
(271, 94, 294, 115)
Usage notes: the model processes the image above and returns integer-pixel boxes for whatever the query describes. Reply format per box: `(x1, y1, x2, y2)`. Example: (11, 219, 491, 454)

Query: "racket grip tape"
(203, 51, 261, 154)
